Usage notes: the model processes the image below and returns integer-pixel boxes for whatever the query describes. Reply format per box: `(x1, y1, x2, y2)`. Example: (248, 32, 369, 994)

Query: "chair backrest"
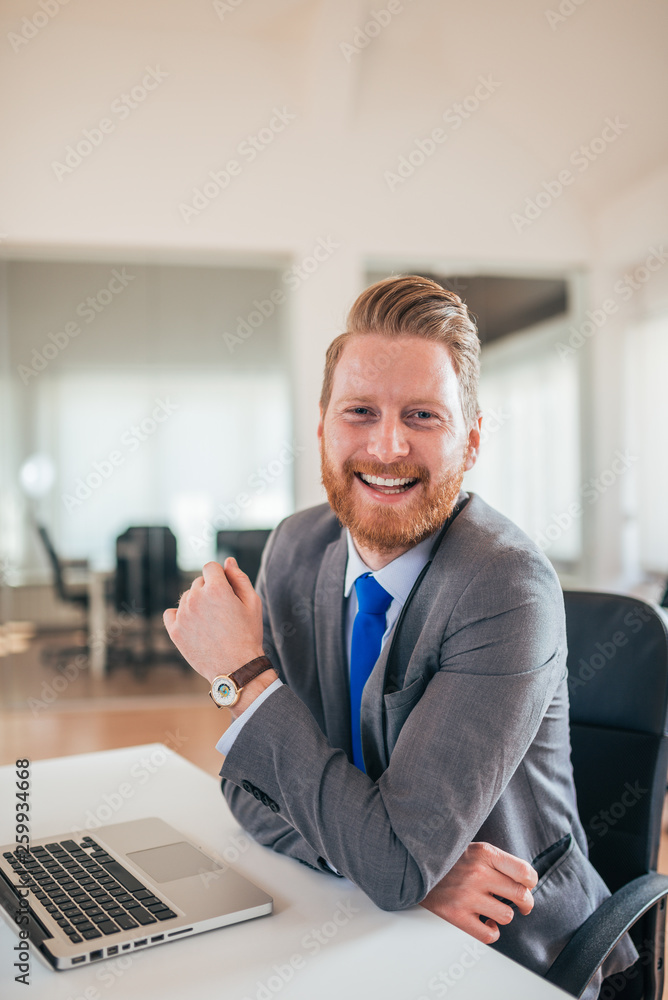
(36, 523, 69, 603)
(115, 526, 180, 618)
(565, 591, 668, 894)
(216, 529, 272, 586)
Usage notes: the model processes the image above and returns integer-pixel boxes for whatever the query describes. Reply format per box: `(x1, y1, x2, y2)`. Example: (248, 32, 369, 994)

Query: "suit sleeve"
(220, 544, 565, 910)
(219, 523, 340, 877)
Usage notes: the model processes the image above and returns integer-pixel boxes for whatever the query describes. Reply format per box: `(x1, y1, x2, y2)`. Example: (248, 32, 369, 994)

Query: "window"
(464, 326, 581, 566)
(37, 368, 293, 570)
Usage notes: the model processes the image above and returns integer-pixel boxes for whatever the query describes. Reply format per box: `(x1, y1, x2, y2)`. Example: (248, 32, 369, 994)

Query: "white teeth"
(360, 474, 415, 487)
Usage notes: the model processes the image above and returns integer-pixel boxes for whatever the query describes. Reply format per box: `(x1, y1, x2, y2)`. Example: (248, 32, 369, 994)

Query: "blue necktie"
(350, 573, 393, 771)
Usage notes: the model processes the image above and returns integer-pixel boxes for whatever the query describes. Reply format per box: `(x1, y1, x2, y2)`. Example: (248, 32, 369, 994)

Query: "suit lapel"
(313, 530, 353, 758)
(361, 491, 470, 776)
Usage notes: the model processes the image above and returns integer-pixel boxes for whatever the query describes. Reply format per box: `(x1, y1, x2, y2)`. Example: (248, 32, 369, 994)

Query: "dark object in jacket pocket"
(531, 833, 574, 892)
(490, 833, 574, 914)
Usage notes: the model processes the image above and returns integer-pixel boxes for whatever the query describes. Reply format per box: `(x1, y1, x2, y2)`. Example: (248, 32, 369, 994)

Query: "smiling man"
(164, 275, 636, 995)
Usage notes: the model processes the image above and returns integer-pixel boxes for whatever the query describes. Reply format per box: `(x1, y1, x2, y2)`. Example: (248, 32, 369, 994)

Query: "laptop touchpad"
(127, 842, 221, 882)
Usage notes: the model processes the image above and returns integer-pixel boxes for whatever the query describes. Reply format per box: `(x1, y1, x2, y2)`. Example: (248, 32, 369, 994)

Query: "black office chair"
(216, 529, 272, 586)
(545, 591, 668, 999)
(36, 523, 89, 613)
(112, 525, 187, 676)
(34, 522, 91, 667)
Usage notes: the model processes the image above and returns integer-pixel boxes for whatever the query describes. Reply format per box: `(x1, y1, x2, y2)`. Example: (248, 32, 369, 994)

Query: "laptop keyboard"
(3, 836, 177, 944)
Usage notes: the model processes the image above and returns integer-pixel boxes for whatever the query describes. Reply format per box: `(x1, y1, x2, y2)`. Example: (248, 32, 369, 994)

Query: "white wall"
(1, 0, 667, 590)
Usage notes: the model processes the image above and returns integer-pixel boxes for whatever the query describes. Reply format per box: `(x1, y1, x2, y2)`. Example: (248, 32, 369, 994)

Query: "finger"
(508, 885, 534, 916)
(484, 844, 538, 889)
(451, 914, 499, 945)
(476, 871, 535, 915)
(223, 557, 257, 602)
(163, 608, 177, 632)
(477, 896, 515, 927)
(190, 576, 204, 591)
(482, 918, 500, 943)
(202, 561, 230, 586)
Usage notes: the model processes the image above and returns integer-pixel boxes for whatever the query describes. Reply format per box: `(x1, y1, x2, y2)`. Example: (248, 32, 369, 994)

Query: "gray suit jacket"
(220, 492, 637, 994)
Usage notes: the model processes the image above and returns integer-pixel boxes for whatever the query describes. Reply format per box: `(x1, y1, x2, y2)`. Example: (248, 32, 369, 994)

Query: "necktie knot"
(354, 573, 393, 616)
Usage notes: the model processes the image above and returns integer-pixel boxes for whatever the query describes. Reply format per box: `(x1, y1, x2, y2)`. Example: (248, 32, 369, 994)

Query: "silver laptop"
(0, 817, 272, 970)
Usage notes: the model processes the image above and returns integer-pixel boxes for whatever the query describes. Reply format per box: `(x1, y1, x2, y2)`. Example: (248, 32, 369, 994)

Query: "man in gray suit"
(165, 275, 636, 996)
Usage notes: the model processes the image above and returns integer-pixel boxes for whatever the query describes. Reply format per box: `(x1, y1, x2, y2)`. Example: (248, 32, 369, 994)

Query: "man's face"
(318, 334, 481, 556)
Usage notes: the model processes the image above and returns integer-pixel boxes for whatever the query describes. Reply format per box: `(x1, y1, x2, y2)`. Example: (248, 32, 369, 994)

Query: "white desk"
(0, 745, 567, 999)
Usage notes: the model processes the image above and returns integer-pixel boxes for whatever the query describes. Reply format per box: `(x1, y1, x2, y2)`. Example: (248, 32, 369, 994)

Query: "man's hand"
(419, 842, 538, 945)
(163, 558, 266, 685)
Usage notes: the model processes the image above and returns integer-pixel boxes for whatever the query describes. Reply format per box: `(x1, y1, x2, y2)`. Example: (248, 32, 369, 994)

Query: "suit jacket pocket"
(384, 675, 426, 753)
(531, 833, 574, 891)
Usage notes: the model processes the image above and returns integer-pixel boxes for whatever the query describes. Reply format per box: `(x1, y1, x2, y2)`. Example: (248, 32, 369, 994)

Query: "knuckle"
(500, 905, 514, 924)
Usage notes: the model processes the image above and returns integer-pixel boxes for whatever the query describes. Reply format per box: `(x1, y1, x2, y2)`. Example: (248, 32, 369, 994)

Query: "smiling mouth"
(355, 472, 419, 495)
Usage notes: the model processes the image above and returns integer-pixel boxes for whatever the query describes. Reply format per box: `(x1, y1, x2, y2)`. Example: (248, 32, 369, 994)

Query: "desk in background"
(0, 746, 568, 999)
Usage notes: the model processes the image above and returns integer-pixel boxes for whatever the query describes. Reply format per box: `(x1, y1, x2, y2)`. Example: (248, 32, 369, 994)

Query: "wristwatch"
(209, 655, 274, 708)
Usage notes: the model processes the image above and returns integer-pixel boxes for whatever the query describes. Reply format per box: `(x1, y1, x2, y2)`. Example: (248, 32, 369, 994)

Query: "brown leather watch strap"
(228, 655, 273, 689)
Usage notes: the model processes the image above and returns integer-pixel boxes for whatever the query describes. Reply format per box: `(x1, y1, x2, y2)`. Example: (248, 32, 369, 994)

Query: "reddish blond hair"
(320, 275, 481, 425)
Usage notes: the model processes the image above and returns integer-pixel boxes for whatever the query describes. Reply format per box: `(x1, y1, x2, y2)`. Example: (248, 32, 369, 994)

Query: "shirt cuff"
(215, 678, 283, 756)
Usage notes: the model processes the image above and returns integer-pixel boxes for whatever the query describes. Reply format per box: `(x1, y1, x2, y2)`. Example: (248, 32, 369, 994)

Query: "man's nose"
(366, 416, 410, 464)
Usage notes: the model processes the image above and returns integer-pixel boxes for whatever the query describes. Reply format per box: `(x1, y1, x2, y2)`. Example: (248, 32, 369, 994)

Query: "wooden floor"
(0, 630, 232, 776)
(2, 632, 668, 994)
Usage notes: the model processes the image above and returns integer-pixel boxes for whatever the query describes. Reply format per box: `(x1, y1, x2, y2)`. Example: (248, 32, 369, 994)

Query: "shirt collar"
(343, 528, 439, 606)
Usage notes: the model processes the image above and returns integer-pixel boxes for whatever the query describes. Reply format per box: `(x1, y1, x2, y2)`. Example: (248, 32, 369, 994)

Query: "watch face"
(211, 677, 239, 707)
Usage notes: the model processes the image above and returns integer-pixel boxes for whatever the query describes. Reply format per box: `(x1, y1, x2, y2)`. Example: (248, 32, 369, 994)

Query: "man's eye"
(352, 407, 370, 415)
(415, 411, 433, 419)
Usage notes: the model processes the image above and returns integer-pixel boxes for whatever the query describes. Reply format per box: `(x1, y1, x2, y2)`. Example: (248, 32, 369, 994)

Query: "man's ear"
(464, 414, 483, 471)
(317, 404, 324, 445)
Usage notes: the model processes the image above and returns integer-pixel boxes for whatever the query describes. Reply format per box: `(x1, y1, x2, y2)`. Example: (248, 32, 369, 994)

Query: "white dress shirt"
(216, 527, 438, 757)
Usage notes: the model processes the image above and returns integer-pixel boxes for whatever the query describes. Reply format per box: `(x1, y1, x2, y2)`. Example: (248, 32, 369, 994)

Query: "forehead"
(329, 334, 462, 408)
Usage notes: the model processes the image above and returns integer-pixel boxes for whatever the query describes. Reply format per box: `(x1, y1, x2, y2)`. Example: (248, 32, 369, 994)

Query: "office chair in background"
(35, 522, 93, 668)
(545, 592, 668, 999)
(113, 525, 187, 677)
(216, 529, 272, 586)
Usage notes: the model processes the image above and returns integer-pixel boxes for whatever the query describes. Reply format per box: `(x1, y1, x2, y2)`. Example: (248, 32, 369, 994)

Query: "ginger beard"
(319, 430, 468, 554)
